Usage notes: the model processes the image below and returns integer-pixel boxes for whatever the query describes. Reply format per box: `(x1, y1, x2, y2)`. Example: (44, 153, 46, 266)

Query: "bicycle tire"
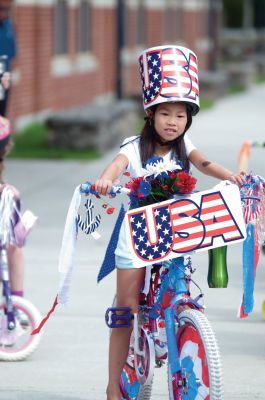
(0, 296, 42, 361)
(138, 378, 153, 400)
(168, 309, 223, 400)
(110, 295, 153, 400)
(135, 327, 155, 386)
(262, 300, 265, 320)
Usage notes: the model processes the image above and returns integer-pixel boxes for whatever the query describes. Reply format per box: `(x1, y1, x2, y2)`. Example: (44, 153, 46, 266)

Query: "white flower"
(142, 159, 181, 178)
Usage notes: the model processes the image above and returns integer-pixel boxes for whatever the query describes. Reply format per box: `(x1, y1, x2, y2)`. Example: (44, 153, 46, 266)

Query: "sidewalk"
(2, 83, 265, 400)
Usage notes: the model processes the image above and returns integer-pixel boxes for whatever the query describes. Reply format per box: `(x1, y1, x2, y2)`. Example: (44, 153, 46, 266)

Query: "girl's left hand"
(228, 171, 246, 186)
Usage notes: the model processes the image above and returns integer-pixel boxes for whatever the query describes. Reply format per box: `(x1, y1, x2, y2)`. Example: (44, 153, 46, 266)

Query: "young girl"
(0, 116, 26, 319)
(94, 45, 244, 400)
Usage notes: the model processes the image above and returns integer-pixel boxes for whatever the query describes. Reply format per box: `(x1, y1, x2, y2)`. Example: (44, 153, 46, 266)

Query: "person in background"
(0, 0, 16, 116)
(0, 116, 27, 325)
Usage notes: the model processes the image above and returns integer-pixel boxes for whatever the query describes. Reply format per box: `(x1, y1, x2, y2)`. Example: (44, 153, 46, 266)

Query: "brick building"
(8, 0, 222, 128)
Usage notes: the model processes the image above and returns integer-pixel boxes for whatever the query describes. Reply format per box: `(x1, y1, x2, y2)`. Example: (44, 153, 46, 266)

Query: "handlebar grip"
(80, 182, 130, 195)
(110, 186, 130, 195)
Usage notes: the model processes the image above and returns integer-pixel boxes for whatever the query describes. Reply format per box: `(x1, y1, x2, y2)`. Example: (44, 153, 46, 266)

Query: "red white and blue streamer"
(238, 175, 265, 318)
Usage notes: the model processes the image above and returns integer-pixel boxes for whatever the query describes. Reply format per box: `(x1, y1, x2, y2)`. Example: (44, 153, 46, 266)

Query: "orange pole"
(238, 141, 251, 173)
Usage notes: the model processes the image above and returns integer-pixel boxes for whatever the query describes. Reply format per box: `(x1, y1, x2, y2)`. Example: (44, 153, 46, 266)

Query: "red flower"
(125, 176, 144, 193)
(168, 171, 176, 179)
(175, 171, 197, 194)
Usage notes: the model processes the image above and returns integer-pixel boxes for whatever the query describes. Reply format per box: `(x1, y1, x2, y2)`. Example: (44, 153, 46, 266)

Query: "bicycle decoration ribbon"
(238, 174, 265, 318)
(0, 186, 16, 247)
(31, 164, 264, 334)
(32, 184, 104, 334)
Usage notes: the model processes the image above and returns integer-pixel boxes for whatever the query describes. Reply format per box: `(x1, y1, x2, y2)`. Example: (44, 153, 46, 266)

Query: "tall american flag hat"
(139, 45, 200, 115)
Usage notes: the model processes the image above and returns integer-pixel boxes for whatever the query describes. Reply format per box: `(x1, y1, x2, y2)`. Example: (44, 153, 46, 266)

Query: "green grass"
(9, 123, 100, 160)
(227, 84, 246, 95)
(256, 75, 265, 84)
(200, 98, 215, 111)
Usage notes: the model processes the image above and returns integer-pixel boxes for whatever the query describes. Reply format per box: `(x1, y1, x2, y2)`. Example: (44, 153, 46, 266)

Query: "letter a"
(199, 191, 244, 248)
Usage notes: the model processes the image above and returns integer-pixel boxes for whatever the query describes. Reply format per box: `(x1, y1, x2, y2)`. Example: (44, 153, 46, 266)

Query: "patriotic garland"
(238, 174, 265, 318)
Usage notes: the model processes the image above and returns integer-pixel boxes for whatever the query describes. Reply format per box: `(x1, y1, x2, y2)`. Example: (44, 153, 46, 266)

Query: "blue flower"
(129, 193, 140, 209)
(138, 181, 151, 196)
(144, 156, 163, 167)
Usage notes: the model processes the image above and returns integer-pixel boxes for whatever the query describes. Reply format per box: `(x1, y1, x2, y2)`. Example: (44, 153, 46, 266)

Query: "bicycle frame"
(106, 256, 205, 391)
(146, 258, 203, 377)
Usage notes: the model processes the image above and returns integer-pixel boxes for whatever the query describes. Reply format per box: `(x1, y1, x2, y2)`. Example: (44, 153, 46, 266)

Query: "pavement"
(1, 83, 265, 399)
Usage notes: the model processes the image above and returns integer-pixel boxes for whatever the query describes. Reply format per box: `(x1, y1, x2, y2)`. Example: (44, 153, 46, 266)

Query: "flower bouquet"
(125, 156, 197, 208)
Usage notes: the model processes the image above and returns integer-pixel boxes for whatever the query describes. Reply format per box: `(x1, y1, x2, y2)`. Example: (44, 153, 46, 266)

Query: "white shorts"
(114, 219, 140, 269)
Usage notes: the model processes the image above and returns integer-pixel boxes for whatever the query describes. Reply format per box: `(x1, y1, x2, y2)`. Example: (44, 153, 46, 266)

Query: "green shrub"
(9, 122, 100, 160)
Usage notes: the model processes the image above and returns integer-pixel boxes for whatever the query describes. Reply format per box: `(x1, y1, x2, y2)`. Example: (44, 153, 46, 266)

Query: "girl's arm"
(189, 149, 245, 185)
(94, 153, 129, 195)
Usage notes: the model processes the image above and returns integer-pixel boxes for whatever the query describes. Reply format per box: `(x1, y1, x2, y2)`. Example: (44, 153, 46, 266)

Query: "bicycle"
(66, 174, 263, 399)
(80, 182, 225, 400)
(106, 257, 223, 400)
(0, 186, 42, 361)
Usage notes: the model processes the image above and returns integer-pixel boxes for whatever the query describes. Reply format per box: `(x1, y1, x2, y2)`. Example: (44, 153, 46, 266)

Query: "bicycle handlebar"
(80, 181, 260, 205)
(79, 182, 130, 196)
(80, 180, 263, 203)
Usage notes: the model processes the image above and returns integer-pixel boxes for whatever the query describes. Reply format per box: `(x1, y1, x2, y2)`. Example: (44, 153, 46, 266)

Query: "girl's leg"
(7, 244, 25, 295)
(106, 267, 145, 400)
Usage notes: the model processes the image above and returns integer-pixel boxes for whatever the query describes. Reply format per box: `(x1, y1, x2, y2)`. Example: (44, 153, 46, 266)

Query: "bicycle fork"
(0, 249, 16, 330)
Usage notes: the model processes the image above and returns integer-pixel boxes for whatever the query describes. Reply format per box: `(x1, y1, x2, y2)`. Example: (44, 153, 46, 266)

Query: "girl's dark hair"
(139, 103, 193, 171)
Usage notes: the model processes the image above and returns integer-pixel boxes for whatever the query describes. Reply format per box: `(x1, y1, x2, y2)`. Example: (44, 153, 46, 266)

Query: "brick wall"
(7, 0, 222, 128)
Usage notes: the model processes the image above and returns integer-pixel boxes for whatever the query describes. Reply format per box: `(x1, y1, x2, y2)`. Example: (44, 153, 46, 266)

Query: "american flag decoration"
(126, 185, 246, 267)
(243, 188, 262, 225)
(238, 175, 265, 318)
(139, 45, 200, 115)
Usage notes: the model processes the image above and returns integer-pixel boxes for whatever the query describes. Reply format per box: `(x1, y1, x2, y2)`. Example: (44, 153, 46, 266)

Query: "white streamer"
(58, 186, 81, 305)
(0, 186, 15, 247)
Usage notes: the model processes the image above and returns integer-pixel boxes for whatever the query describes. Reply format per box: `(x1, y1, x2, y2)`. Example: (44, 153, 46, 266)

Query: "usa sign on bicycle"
(125, 183, 246, 267)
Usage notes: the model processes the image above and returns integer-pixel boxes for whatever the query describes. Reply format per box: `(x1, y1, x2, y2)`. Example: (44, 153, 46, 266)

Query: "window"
(137, 1, 146, 45)
(54, 0, 68, 55)
(165, 6, 174, 42)
(176, 1, 184, 41)
(77, 0, 92, 52)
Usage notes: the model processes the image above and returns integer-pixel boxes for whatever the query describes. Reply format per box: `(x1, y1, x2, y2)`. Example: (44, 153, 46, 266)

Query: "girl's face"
(153, 102, 188, 143)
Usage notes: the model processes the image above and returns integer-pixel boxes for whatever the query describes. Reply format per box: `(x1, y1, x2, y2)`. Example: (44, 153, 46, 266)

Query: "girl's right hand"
(94, 178, 113, 195)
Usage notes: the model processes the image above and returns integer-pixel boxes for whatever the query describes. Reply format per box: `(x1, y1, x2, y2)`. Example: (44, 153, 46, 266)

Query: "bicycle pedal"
(105, 307, 133, 328)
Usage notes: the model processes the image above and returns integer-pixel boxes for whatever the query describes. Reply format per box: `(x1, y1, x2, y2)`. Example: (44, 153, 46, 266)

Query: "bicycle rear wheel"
(110, 295, 153, 400)
(168, 309, 223, 400)
(120, 332, 153, 400)
(0, 296, 42, 361)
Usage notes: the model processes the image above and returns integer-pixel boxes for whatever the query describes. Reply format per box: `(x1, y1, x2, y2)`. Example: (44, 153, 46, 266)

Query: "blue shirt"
(0, 19, 16, 70)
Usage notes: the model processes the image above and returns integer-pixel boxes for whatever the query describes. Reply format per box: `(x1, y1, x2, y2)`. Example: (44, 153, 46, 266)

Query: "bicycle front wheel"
(168, 309, 223, 400)
(0, 296, 42, 361)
